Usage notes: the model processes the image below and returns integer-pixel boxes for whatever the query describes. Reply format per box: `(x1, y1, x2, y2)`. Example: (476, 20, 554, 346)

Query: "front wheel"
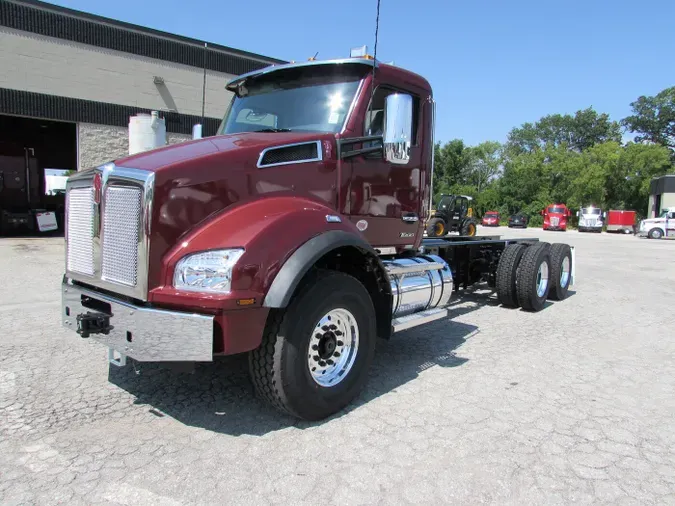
(648, 228, 663, 239)
(426, 217, 446, 237)
(249, 270, 376, 420)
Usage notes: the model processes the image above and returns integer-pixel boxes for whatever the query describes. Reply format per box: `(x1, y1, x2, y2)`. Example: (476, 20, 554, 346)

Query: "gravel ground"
(1, 228, 674, 505)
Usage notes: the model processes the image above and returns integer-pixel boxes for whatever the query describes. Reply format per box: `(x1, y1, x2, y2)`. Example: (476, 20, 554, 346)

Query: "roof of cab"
(225, 57, 432, 94)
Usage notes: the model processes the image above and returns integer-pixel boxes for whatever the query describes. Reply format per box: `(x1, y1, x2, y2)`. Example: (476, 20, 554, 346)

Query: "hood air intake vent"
(257, 141, 322, 168)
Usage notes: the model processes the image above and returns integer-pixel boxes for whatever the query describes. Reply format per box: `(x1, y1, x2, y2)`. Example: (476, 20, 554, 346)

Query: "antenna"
(367, 0, 381, 134)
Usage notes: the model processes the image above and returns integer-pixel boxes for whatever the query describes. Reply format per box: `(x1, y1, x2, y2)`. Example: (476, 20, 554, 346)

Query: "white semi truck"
(637, 208, 675, 239)
(577, 206, 605, 233)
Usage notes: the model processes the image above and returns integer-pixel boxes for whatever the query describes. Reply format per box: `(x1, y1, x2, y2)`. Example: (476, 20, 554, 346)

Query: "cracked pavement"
(1, 229, 674, 505)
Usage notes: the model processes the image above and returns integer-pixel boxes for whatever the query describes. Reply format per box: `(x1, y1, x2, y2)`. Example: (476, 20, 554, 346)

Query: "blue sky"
(49, 0, 675, 146)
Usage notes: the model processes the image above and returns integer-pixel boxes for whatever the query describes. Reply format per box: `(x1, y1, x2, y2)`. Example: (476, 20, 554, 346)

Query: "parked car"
(542, 204, 571, 231)
(482, 211, 500, 227)
(507, 213, 528, 228)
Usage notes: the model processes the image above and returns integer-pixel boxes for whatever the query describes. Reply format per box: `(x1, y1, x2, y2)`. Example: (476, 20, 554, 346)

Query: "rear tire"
(496, 243, 527, 307)
(461, 218, 478, 236)
(516, 242, 552, 311)
(426, 217, 446, 237)
(249, 270, 376, 421)
(548, 243, 572, 301)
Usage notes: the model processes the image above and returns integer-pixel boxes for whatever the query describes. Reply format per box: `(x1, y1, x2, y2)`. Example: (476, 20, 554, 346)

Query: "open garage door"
(0, 115, 76, 235)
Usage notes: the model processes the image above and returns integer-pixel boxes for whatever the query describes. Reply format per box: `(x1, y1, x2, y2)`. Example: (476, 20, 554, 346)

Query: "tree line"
(433, 86, 675, 225)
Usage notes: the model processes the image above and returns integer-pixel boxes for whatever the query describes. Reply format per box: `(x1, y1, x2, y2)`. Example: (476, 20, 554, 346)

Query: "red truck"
(482, 211, 500, 227)
(61, 56, 576, 420)
(542, 204, 571, 231)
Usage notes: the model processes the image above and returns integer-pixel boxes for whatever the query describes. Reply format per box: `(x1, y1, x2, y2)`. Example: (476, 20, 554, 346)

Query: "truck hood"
(112, 131, 338, 290)
(115, 132, 327, 172)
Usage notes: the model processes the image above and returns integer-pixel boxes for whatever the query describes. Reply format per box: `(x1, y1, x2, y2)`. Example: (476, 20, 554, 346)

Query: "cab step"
(392, 307, 448, 333)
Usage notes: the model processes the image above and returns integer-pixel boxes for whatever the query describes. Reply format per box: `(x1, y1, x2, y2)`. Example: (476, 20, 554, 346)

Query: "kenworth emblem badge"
(93, 172, 102, 205)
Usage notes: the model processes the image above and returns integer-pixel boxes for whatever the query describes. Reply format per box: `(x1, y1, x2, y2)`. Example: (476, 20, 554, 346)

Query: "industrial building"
(649, 174, 675, 217)
(0, 0, 283, 170)
(0, 0, 282, 232)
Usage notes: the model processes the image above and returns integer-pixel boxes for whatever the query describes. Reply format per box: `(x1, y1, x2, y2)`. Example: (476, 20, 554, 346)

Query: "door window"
(364, 87, 420, 144)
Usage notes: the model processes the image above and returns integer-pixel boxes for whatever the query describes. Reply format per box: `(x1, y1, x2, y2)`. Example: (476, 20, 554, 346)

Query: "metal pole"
(201, 42, 207, 126)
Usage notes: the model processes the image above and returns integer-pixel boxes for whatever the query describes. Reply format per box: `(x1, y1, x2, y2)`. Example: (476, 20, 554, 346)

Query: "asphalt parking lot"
(1, 228, 674, 505)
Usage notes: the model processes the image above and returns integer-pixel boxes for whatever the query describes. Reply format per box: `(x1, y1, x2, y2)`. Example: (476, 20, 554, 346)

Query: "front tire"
(648, 228, 663, 239)
(516, 242, 552, 311)
(249, 270, 376, 420)
(426, 217, 446, 237)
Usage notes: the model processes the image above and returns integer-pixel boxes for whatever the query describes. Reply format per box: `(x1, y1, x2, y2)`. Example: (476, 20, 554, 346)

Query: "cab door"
(339, 86, 423, 249)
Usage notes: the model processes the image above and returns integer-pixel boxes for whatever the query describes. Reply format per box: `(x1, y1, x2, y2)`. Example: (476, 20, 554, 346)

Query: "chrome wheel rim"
(308, 308, 359, 387)
(536, 261, 549, 297)
(560, 256, 570, 288)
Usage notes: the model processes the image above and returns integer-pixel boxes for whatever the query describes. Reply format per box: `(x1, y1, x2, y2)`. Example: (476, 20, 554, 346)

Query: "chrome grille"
(551, 217, 559, 226)
(65, 165, 153, 300)
(102, 186, 142, 286)
(66, 188, 94, 275)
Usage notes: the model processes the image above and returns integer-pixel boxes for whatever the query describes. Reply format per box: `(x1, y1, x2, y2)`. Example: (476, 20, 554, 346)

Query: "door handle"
(402, 213, 418, 223)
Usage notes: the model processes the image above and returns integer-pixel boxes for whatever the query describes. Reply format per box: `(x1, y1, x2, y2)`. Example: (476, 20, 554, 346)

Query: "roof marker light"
(350, 45, 368, 58)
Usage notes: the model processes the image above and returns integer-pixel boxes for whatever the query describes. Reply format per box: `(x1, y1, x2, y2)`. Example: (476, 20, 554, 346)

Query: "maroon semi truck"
(61, 56, 576, 420)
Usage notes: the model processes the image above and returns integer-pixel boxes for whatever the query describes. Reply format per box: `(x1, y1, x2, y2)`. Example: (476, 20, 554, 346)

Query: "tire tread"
(516, 242, 551, 311)
(496, 243, 526, 307)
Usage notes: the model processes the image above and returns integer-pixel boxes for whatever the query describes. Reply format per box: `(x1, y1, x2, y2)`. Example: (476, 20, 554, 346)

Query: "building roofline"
(1, 0, 286, 75)
(11, 0, 285, 64)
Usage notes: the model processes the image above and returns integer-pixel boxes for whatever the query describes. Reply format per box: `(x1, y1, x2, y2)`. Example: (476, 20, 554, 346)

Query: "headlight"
(173, 249, 245, 293)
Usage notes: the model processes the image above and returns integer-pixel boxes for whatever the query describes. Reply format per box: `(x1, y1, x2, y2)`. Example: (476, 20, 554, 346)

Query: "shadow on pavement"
(108, 305, 479, 436)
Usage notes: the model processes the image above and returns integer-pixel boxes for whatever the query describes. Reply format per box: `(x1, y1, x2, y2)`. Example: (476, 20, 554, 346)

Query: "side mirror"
(383, 93, 412, 165)
(576, 211, 579, 217)
(540, 209, 544, 216)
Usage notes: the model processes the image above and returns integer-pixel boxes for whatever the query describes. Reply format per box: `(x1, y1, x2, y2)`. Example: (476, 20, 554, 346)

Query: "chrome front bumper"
(62, 280, 214, 362)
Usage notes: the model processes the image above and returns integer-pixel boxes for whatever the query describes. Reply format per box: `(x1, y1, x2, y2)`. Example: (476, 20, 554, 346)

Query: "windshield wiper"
(254, 128, 292, 133)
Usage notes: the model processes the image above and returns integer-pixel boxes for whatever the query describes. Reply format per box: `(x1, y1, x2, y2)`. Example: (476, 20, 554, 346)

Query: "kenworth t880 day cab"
(61, 56, 576, 420)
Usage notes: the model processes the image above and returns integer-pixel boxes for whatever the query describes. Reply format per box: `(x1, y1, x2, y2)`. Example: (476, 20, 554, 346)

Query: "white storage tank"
(128, 111, 166, 155)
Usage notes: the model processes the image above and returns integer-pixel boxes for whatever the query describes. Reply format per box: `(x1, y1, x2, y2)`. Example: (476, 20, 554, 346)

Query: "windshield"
(437, 196, 454, 210)
(219, 65, 365, 135)
(582, 208, 601, 215)
(547, 206, 566, 214)
(485, 213, 499, 217)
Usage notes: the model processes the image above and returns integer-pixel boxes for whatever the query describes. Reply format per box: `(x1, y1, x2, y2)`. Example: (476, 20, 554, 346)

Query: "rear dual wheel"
(496, 242, 572, 311)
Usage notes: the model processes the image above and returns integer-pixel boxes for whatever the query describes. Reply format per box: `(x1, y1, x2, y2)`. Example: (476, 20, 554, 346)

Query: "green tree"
(622, 86, 675, 153)
(465, 141, 502, 193)
(612, 143, 674, 215)
(506, 107, 621, 154)
(433, 139, 472, 201)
